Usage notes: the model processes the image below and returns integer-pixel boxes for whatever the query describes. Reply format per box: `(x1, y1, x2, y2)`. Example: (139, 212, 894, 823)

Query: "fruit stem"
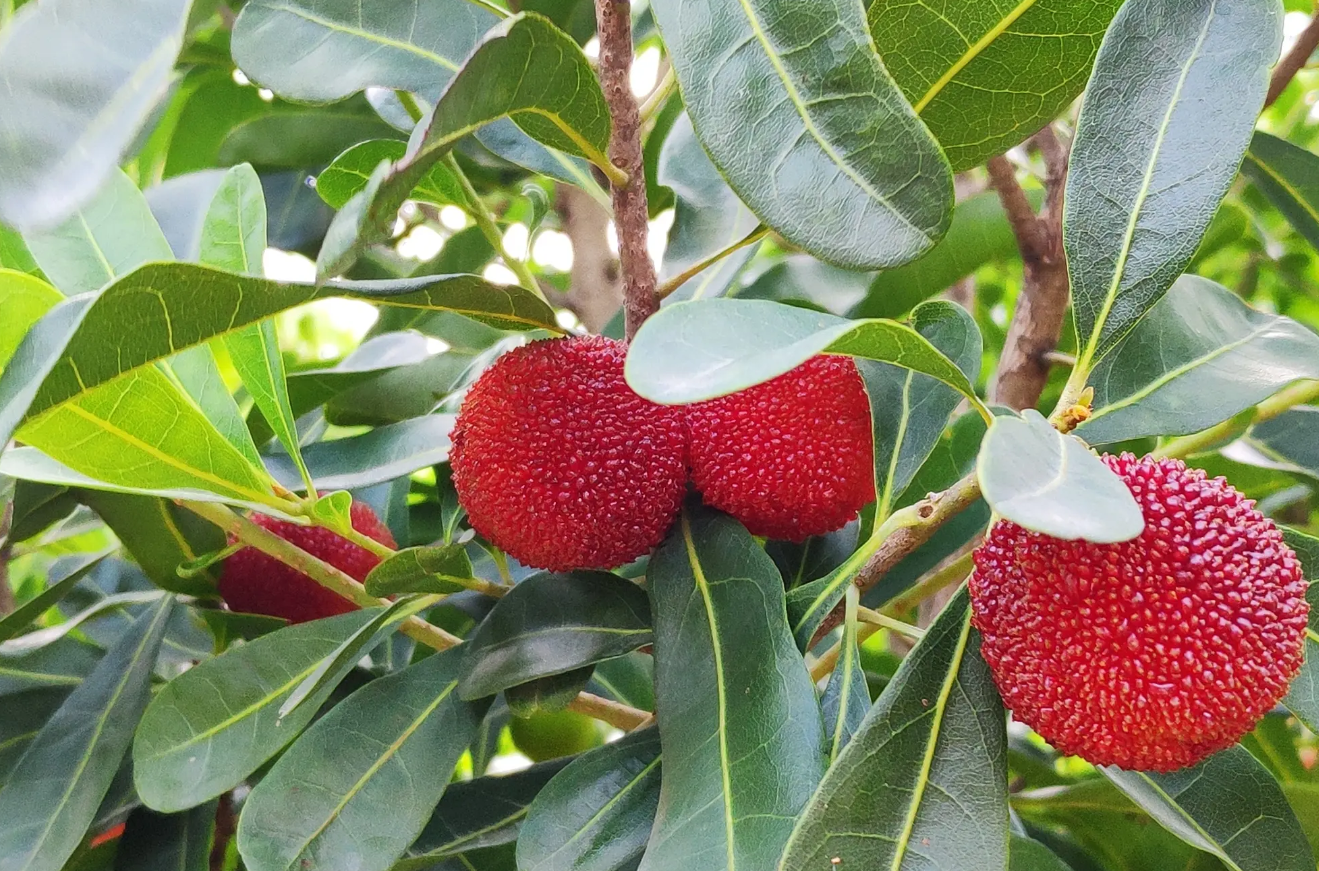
(855, 607, 925, 640)
(654, 224, 770, 301)
(638, 66, 677, 127)
(444, 153, 548, 302)
(882, 549, 976, 616)
(1154, 379, 1319, 460)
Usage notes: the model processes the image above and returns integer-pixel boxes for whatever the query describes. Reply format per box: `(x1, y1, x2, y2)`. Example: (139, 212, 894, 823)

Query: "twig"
(987, 127, 1072, 411)
(1268, 10, 1319, 107)
(882, 549, 975, 616)
(0, 501, 13, 618)
(856, 607, 926, 640)
(209, 793, 236, 871)
(655, 225, 770, 300)
(639, 65, 677, 126)
(595, 0, 659, 340)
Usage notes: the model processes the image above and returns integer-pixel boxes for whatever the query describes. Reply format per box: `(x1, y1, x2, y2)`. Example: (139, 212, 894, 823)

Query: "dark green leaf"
(403, 761, 571, 867)
(0, 549, 112, 643)
(506, 666, 595, 718)
(1246, 408, 1319, 481)
(217, 110, 401, 170)
(651, 0, 952, 269)
(625, 298, 985, 414)
(1010, 836, 1072, 871)
(640, 505, 825, 870)
(0, 597, 173, 871)
(870, 1, 1123, 171)
(237, 649, 489, 871)
(1281, 528, 1319, 733)
(821, 589, 868, 764)
(78, 490, 225, 599)
(116, 803, 217, 871)
(132, 609, 380, 813)
(365, 544, 474, 596)
(461, 572, 652, 700)
(517, 728, 662, 871)
(317, 140, 463, 210)
(0, 636, 104, 696)
(325, 351, 480, 428)
(315, 13, 610, 277)
(0, 0, 190, 230)
(0, 688, 69, 784)
(978, 409, 1143, 543)
(1242, 132, 1319, 252)
(264, 414, 456, 492)
(1103, 745, 1313, 871)
(778, 590, 1008, 870)
(1080, 276, 1319, 444)
(1065, 0, 1280, 375)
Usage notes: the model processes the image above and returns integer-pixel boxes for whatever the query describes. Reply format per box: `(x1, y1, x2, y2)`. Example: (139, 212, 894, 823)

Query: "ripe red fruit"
(685, 355, 874, 542)
(970, 453, 1309, 771)
(450, 335, 688, 571)
(219, 503, 395, 624)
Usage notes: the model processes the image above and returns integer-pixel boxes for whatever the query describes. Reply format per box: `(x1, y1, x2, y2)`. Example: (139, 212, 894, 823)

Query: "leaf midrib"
(257, 1, 461, 73)
(913, 0, 1039, 114)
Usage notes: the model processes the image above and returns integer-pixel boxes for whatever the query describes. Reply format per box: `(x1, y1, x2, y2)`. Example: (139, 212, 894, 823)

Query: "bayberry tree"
(3, 0, 1319, 869)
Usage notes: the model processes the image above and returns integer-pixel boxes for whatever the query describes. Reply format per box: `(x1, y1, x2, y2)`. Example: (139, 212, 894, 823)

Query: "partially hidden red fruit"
(685, 355, 874, 542)
(450, 335, 688, 571)
(219, 503, 395, 624)
(970, 453, 1309, 771)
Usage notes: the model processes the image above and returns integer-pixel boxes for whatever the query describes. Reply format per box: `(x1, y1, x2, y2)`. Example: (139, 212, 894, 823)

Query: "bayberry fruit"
(970, 453, 1309, 771)
(219, 503, 395, 624)
(685, 355, 874, 541)
(450, 335, 688, 571)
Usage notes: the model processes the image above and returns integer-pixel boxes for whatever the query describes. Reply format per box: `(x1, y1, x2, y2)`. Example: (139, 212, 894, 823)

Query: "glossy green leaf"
(0, 261, 554, 450)
(23, 170, 173, 295)
(216, 110, 401, 171)
(506, 667, 595, 718)
(1079, 276, 1319, 444)
(116, 803, 217, 871)
(365, 544, 474, 597)
(0, 636, 104, 696)
(778, 590, 1008, 870)
(1246, 408, 1319, 479)
(1064, 0, 1280, 374)
(461, 572, 651, 700)
(639, 505, 825, 870)
(265, 414, 456, 492)
(978, 409, 1143, 543)
(0, 0, 190, 230)
(517, 728, 662, 871)
(1242, 132, 1319, 252)
(402, 761, 570, 867)
(315, 13, 609, 277)
(0, 688, 69, 785)
(78, 491, 223, 598)
(821, 588, 868, 764)
(625, 298, 985, 415)
(870, 1, 1123, 171)
(132, 609, 381, 813)
(651, 0, 952, 269)
(1103, 745, 1313, 871)
(325, 350, 479, 427)
(0, 597, 173, 871)
(169, 343, 263, 469)
(0, 549, 112, 643)
(238, 649, 489, 871)
(0, 271, 60, 369)
(317, 140, 463, 210)
(1282, 528, 1319, 733)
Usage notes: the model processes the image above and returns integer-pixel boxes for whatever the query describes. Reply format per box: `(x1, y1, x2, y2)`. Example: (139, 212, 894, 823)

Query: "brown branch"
(987, 127, 1072, 411)
(209, 793, 235, 871)
(1268, 10, 1319, 107)
(0, 501, 13, 617)
(595, 0, 658, 340)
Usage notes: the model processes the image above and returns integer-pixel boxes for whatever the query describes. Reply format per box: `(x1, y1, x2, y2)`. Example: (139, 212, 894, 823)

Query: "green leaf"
(0, 271, 61, 369)
(1064, 0, 1280, 374)
(0, 261, 555, 451)
(403, 761, 570, 867)
(0, 549, 112, 643)
(317, 140, 464, 210)
(265, 414, 456, 492)
(821, 588, 868, 764)
(216, 109, 402, 171)
(1242, 132, 1319, 252)
(1079, 275, 1319, 444)
(460, 572, 652, 700)
(315, 13, 610, 277)
(116, 803, 217, 871)
(0, 0, 190, 230)
(0, 224, 43, 278)
(169, 343, 264, 469)
(1009, 836, 1071, 871)
(639, 505, 825, 870)
(0, 636, 104, 696)
(78, 492, 223, 598)
(506, 667, 595, 718)
(1281, 528, 1319, 733)
(132, 609, 380, 813)
(651, 0, 952, 270)
(869, 0, 1123, 171)
(1246, 408, 1319, 479)
(1103, 745, 1314, 871)
(978, 409, 1143, 543)
(517, 728, 662, 871)
(237, 649, 490, 871)
(0, 597, 173, 871)
(625, 298, 986, 416)
(365, 544, 474, 596)
(23, 170, 173, 295)
(778, 590, 1009, 870)
(0, 688, 69, 785)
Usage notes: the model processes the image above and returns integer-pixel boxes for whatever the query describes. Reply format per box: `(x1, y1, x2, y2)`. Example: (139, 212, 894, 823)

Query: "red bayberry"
(970, 453, 1309, 771)
(219, 503, 395, 624)
(684, 355, 874, 541)
(450, 335, 688, 571)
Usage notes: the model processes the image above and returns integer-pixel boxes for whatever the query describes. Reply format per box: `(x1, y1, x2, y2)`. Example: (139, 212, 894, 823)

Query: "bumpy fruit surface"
(970, 454, 1308, 771)
(219, 503, 395, 624)
(450, 335, 688, 571)
(685, 355, 874, 542)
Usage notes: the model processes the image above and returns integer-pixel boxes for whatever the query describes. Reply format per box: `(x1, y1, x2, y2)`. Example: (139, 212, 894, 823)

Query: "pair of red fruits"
(219, 336, 1310, 774)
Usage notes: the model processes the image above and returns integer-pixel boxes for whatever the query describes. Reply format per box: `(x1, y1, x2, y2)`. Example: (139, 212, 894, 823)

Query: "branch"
(1268, 11, 1319, 107)
(0, 501, 13, 618)
(595, 0, 658, 340)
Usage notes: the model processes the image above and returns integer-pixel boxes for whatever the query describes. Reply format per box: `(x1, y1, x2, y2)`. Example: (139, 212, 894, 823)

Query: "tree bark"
(554, 185, 624, 333)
